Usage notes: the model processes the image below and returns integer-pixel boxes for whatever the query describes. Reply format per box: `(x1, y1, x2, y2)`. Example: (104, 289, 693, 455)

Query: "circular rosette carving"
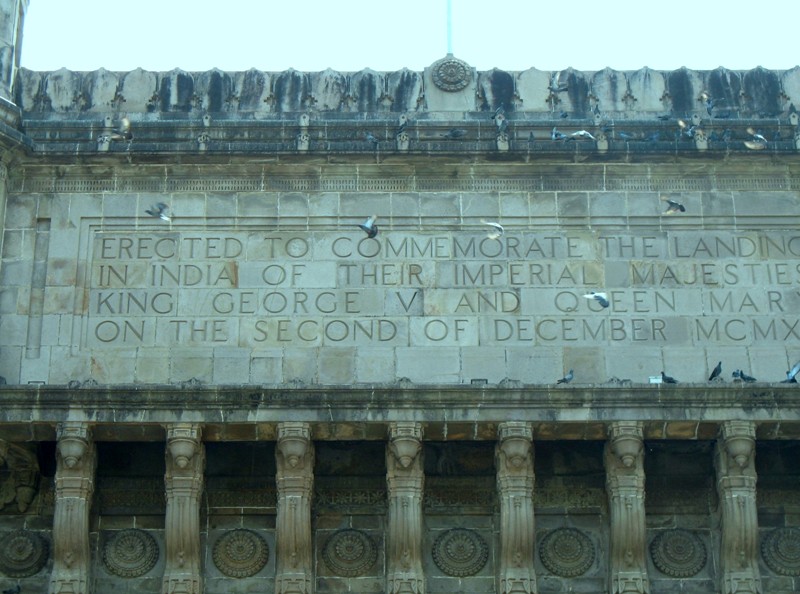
(102, 529, 158, 578)
(0, 529, 49, 577)
(762, 527, 800, 576)
(539, 528, 595, 577)
(650, 529, 706, 577)
(322, 529, 377, 577)
(212, 529, 269, 578)
(431, 56, 472, 92)
(432, 528, 489, 577)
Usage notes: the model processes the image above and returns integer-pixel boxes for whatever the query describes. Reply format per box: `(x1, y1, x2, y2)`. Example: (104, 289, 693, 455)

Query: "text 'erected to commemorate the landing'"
(84, 230, 800, 348)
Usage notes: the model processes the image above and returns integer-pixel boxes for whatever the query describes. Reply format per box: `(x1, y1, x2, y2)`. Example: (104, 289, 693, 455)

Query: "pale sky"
(19, 0, 800, 73)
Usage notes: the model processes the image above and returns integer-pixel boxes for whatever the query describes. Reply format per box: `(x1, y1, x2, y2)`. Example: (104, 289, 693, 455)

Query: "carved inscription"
(85, 230, 800, 347)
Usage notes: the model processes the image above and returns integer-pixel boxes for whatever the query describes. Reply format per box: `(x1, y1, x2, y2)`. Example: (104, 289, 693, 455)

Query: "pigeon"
(732, 370, 757, 383)
(110, 117, 132, 141)
(745, 126, 768, 149)
(559, 110, 569, 119)
(677, 119, 697, 138)
(782, 361, 800, 383)
(548, 80, 568, 93)
(395, 120, 408, 136)
(661, 371, 678, 384)
(618, 131, 636, 140)
(358, 215, 378, 238)
(491, 104, 505, 120)
(568, 130, 596, 141)
(551, 127, 568, 141)
(497, 118, 509, 134)
(661, 196, 686, 215)
(480, 220, 505, 240)
(657, 114, 672, 121)
(700, 92, 724, 116)
(364, 131, 380, 146)
(145, 202, 171, 221)
(583, 291, 609, 308)
(709, 361, 723, 381)
(557, 369, 574, 384)
(441, 128, 467, 140)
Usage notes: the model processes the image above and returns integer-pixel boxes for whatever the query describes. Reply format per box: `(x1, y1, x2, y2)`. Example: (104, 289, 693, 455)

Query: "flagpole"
(446, 0, 453, 55)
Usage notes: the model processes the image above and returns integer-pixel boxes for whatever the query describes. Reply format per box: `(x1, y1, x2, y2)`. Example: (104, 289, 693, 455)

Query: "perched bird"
(557, 369, 574, 384)
(732, 370, 757, 383)
(709, 361, 723, 381)
(677, 119, 697, 138)
(491, 104, 505, 120)
(782, 361, 800, 383)
(661, 196, 686, 215)
(583, 291, 609, 308)
(145, 202, 171, 221)
(358, 215, 378, 238)
(568, 130, 596, 141)
(395, 120, 408, 136)
(441, 128, 467, 140)
(559, 110, 569, 119)
(657, 114, 672, 121)
(661, 371, 678, 384)
(700, 92, 724, 116)
(551, 127, 568, 141)
(110, 117, 132, 141)
(744, 127, 768, 150)
(497, 118, 509, 134)
(364, 131, 380, 146)
(480, 220, 505, 240)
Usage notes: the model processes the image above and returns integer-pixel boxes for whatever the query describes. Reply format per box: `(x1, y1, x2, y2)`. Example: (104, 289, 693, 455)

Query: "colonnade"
(43, 420, 761, 594)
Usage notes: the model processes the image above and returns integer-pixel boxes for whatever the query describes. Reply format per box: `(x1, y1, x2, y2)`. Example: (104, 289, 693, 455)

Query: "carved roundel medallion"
(431, 56, 472, 92)
(761, 527, 800, 576)
(212, 529, 269, 578)
(0, 529, 49, 577)
(322, 529, 377, 577)
(432, 528, 489, 577)
(102, 529, 158, 578)
(539, 528, 595, 577)
(650, 529, 706, 577)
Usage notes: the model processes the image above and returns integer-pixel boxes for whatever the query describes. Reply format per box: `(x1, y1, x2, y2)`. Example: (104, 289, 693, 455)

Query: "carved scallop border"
(321, 529, 378, 577)
(432, 528, 489, 577)
(761, 527, 800, 576)
(212, 529, 269, 578)
(650, 529, 707, 578)
(0, 529, 49, 577)
(539, 527, 595, 577)
(102, 529, 159, 578)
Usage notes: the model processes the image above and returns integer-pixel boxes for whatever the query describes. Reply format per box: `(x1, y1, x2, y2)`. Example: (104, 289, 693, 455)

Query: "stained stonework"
(321, 529, 377, 578)
(101, 529, 159, 578)
(649, 529, 707, 578)
(211, 529, 269, 578)
(761, 528, 800, 577)
(539, 528, 595, 578)
(0, 529, 48, 577)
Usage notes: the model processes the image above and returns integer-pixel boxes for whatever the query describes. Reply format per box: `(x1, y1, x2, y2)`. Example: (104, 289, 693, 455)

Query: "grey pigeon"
(364, 131, 380, 146)
(395, 120, 408, 136)
(732, 370, 757, 383)
(568, 130, 595, 141)
(145, 202, 171, 221)
(661, 196, 686, 214)
(557, 369, 574, 384)
(661, 371, 678, 384)
(618, 131, 635, 140)
(709, 361, 722, 381)
(551, 127, 568, 141)
(583, 291, 609, 308)
(782, 361, 800, 383)
(744, 127, 768, 150)
(491, 104, 505, 120)
(358, 215, 378, 238)
(441, 128, 467, 140)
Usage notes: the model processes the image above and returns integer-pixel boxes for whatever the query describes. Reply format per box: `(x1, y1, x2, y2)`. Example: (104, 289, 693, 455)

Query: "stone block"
(1, 229, 30, 259)
(168, 192, 207, 218)
(318, 347, 356, 384)
(396, 346, 460, 383)
(506, 346, 561, 384)
(421, 192, 460, 223)
(461, 347, 508, 383)
(0, 345, 21, 383)
(237, 192, 279, 219)
(101, 193, 137, 218)
(460, 192, 500, 219)
(4, 193, 36, 228)
(355, 347, 396, 383)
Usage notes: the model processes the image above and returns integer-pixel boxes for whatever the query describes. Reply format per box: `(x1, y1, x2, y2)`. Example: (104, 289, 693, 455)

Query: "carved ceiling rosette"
(0, 529, 49, 577)
(321, 529, 378, 577)
(539, 528, 595, 577)
(650, 529, 707, 578)
(212, 529, 269, 578)
(431, 55, 472, 92)
(761, 527, 800, 576)
(102, 529, 159, 578)
(432, 528, 489, 577)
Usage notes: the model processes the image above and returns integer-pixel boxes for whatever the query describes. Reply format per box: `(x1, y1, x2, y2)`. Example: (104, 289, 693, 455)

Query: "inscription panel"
(84, 230, 800, 351)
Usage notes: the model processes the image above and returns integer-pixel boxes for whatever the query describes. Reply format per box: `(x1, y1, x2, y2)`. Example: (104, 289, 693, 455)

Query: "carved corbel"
(388, 423, 422, 470)
(715, 421, 761, 594)
(605, 422, 648, 594)
(0, 440, 40, 512)
(50, 423, 95, 594)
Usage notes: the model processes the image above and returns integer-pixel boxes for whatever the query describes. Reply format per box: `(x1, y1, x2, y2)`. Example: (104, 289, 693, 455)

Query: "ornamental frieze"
(0, 529, 49, 577)
(321, 529, 378, 577)
(212, 529, 269, 578)
(432, 528, 489, 577)
(649, 529, 707, 578)
(101, 529, 159, 578)
(538, 528, 596, 577)
(761, 527, 800, 576)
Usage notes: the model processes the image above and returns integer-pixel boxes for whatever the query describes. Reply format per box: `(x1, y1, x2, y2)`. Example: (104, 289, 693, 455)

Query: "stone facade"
(2, 1, 800, 592)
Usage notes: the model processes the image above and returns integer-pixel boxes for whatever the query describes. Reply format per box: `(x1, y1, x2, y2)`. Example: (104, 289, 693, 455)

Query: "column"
(275, 422, 314, 594)
(163, 423, 204, 594)
(715, 421, 761, 594)
(386, 422, 424, 594)
(605, 422, 648, 594)
(49, 422, 95, 594)
(496, 422, 536, 594)
(0, 0, 28, 101)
